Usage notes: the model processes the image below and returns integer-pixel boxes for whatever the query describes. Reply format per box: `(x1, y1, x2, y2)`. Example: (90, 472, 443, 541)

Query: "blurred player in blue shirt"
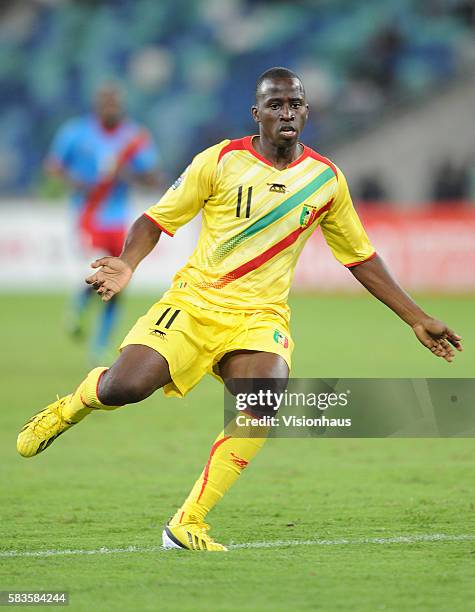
(46, 83, 160, 363)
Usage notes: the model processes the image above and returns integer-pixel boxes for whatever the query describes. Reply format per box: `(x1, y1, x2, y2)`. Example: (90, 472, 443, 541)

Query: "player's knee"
(256, 377, 288, 416)
(98, 370, 157, 405)
(228, 376, 289, 418)
(267, 375, 288, 396)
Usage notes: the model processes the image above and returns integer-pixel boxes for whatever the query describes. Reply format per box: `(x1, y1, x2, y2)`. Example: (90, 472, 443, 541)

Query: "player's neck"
(97, 117, 122, 134)
(252, 136, 302, 170)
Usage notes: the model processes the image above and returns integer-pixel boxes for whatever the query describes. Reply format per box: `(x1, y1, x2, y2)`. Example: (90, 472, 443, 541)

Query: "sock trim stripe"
(79, 394, 94, 410)
(196, 435, 231, 503)
(95, 368, 108, 404)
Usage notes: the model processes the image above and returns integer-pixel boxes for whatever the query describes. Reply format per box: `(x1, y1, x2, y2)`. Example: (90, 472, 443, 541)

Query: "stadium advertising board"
(0, 204, 474, 292)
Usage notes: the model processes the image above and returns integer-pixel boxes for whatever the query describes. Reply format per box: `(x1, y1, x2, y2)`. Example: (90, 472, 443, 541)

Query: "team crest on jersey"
(273, 329, 289, 348)
(299, 205, 318, 228)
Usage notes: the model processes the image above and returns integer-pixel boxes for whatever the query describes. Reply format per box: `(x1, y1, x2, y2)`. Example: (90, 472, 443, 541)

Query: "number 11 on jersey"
(236, 186, 253, 218)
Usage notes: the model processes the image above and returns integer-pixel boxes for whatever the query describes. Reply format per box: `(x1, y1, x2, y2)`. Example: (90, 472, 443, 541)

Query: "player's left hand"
(412, 318, 463, 362)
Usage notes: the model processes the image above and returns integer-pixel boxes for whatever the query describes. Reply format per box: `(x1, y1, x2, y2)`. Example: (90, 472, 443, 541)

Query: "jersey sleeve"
(320, 166, 375, 267)
(46, 119, 79, 170)
(144, 140, 228, 237)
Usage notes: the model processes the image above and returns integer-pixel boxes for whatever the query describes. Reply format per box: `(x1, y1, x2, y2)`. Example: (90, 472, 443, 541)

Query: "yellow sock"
(170, 427, 267, 525)
(62, 367, 121, 423)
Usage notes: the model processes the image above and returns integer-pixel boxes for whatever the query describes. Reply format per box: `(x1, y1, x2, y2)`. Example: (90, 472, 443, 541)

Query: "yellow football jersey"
(145, 136, 375, 320)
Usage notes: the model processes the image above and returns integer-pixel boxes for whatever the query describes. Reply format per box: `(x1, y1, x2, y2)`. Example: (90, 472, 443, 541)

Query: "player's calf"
(95, 344, 172, 405)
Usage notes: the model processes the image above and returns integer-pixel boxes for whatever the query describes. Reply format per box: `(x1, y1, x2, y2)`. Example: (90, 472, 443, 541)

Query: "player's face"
(95, 89, 123, 128)
(252, 78, 309, 146)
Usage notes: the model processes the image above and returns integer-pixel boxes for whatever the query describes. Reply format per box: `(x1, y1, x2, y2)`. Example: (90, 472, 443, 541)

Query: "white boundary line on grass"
(1, 533, 474, 558)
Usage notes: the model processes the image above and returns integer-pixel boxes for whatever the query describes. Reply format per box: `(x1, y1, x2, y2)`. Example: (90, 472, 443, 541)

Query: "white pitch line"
(229, 533, 475, 549)
(0, 546, 163, 558)
(1, 534, 474, 558)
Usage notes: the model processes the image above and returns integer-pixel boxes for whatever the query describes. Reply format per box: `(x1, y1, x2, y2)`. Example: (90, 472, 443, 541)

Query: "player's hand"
(412, 318, 463, 363)
(70, 179, 92, 195)
(85, 257, 133, 302)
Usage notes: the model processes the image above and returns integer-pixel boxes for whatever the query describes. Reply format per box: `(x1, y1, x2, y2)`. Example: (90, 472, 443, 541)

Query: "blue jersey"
(47, 115, 159, 230)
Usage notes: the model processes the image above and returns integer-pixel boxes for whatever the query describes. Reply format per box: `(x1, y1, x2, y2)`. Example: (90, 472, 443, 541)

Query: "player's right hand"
(85, 257, 133, 302)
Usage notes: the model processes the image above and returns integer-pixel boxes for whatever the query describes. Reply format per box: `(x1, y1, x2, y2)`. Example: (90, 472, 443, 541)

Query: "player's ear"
(251, 105, 260, 123)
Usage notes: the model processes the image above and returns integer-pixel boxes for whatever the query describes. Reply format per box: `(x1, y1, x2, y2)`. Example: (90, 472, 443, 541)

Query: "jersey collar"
(244, 135, 310, 170)
(94, 115, 124, 135)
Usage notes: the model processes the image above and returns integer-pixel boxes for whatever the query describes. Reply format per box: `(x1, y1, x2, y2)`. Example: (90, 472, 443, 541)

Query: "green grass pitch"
(1, 293, 474, 611)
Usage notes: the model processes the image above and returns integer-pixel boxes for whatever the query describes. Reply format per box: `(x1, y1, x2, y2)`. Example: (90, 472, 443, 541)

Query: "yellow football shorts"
(120, 298, 294, 398)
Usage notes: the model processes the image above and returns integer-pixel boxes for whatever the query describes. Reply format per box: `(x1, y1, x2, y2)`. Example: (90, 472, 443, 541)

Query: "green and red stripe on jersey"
(211, 166, 336, 264)
(199, 201, 333, 290)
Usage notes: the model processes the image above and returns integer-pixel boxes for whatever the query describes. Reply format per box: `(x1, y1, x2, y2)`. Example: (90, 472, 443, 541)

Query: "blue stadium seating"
(0, 0, 473, 192)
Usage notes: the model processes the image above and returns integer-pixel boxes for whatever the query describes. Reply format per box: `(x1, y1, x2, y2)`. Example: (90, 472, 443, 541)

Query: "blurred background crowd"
(1, 0, 475, 204)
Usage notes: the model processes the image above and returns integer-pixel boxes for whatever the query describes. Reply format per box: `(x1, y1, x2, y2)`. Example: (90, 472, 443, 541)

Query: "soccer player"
(18, 68, 462, 551)
(45, 83, 160, 363)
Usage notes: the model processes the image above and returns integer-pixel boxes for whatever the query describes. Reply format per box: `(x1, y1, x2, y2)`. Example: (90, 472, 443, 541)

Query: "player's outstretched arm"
(85, 215, 161, 302)
(349, 254, 463, 362)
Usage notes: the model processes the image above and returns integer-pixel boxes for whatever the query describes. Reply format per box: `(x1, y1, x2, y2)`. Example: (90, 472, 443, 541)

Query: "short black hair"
(255, 67, 303, 98)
